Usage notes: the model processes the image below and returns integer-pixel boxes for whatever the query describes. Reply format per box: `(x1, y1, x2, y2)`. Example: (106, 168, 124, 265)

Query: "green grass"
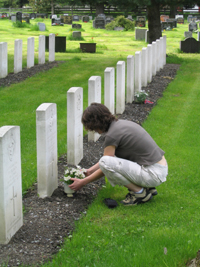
(1, 18, 200, 267)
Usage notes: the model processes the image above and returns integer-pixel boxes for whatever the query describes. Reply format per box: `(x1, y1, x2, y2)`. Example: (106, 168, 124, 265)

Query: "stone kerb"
(14, 39, 22, 74)
(141, 47, 147, 87)
(88, 76, 101, 142)
(49, 33, 55, 62)
(135, 51, 141, 92)
(67, 87, 83, 166)
(116, 61, 125, 114)
(0, 126, 23, 244)
(27, 37, 34, 68)
(126, 55, 134, 103)
(38, 35, 45, 65)
(104, 67, 115, 114)
(135, 28, 147, 40)
(147, 44, 152, 83)
(0, 42, 8, 78)
(36, 103, 58, 198)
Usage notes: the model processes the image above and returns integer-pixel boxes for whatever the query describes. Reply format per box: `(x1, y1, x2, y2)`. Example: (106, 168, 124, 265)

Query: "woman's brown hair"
(81, 103, 117, 133)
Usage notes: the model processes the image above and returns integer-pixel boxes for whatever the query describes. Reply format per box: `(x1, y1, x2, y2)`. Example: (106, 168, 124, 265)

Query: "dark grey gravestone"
(161, 21, 174, 30)
(135, 16, 146, 27)
(93, 17, 105, 29)
(16, 11, 22, 23)
(82, 15, 89, 22)
(72, 24, 82, 29)
(166, 18, 177, 28)
(52, 18, 64, 26)
(73, 15, 79, 21)
(45, 36, 66, 52)
(29, 13, 36, 19)
(189, 22, 198, 32)
(180, 37, 200, 53)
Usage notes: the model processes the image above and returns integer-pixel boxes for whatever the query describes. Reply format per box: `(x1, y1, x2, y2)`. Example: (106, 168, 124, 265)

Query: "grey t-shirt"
(104, 120, 165, 166)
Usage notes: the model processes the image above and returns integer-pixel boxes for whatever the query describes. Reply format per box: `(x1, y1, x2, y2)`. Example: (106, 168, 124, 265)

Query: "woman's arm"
(69, 145, 116, 191)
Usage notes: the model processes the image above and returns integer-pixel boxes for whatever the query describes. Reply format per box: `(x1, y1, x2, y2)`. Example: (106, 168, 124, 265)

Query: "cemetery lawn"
(0, 18, 200, 267)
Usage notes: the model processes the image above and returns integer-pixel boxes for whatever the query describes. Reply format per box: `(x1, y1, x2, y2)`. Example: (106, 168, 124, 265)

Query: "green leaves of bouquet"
(63, 166, 86, 185)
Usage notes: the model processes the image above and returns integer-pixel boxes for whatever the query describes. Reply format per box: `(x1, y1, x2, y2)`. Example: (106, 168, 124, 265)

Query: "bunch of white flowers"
(135, 90, 148, 103)
(63, 165, 86, 185)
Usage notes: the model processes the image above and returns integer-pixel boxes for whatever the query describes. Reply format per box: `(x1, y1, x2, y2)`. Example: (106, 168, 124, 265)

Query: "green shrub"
(12, 21, 30, 28)
(29, 23, 39, 31)
(105, 15, 134, 31)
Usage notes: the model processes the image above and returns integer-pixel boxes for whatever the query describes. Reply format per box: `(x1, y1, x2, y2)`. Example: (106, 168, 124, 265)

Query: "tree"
(29, 0, 51, 13)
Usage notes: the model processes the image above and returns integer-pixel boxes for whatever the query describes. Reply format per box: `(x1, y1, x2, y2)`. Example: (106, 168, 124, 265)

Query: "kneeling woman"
(69, 103, 168, 206)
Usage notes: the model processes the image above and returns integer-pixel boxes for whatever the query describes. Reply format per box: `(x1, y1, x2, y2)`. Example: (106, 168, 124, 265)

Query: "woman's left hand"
(68, 178, 85, 191)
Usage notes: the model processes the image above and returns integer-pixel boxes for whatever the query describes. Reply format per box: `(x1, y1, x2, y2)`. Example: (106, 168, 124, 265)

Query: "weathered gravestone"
(82, 15, 89, 22)
(0, 42, 7, 78)
(60, 15, 72, 24)
(22, 13, 30, 23)
(187, 15, 193, 23)
(184, 31, 192, 38)
(145, 30, 149, 43)
(180, 37, 200, 53)
(72, 23, 82, 29)
(10, 14, 16, 22)
(160, 15, 169, 22)
(166, 18, 177, 28)
(93, 16, 106, 29)
(176, 16, 184, 24)
(38, 22, 46, 31)
(16, 11, 22, 23)
(14, 39, 22, 73)
(73, 15, 79, 21)
(36, 103, 58, 198)
(135, 28, 147, 40)
(189, 22, 198, 32)
(116, 61, 125, 114)
(0, 126, 23, 244)
(161, 21, 174, 30)
(135, 16, 146, 27)
(29, 13, 36, 19)
(72, 31, 81, 38)
(52, 18, 64, 26)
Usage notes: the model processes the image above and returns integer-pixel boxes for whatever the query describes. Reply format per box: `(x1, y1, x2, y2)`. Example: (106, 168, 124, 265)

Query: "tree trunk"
(96, 3, 104, 16)
(147, 0, 162, 44)
(51, 0, 54, 15)
(170, 5, 176, 18)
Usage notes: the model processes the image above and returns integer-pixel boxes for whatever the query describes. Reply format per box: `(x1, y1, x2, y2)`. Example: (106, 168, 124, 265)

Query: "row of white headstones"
(0, 35, 166, 244)
(0, 33, 56, 78)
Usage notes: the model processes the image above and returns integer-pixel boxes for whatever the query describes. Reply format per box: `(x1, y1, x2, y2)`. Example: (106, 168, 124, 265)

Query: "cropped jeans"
(99, 156, 168, 188)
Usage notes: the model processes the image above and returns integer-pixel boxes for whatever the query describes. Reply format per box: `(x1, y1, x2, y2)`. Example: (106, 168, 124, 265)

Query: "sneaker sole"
(121, 194, 153, 206)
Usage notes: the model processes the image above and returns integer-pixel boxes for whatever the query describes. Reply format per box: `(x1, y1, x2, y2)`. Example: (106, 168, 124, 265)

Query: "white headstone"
(67, 87, 83, 165)
(152, 41, 157, 76)
(116, 61, 125, 114)
(27, 37, 34, 68)
(49, 33, 55, 62)
(88, 76, 101, 142)
(141, 47, 148, 87)
(147, 44, 152, 83)
(14, 39, 22, 74)
(126, 55, 134, 103)
(163, 35, 167, 66)
(135, 51, 141, 92)
(52, 14, 57, 19)
(0, 42, 8, 78)
(160, 37, 164, 69)
(156, 39, 160, 72)
(104, 67, 115, 114)
(38, 35, 45, 64)
(0, 126, 23, 244)
(36, 103, 58, 198)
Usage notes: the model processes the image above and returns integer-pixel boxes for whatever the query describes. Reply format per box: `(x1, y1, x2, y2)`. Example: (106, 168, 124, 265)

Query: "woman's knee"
(99, 155, 111, 170)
